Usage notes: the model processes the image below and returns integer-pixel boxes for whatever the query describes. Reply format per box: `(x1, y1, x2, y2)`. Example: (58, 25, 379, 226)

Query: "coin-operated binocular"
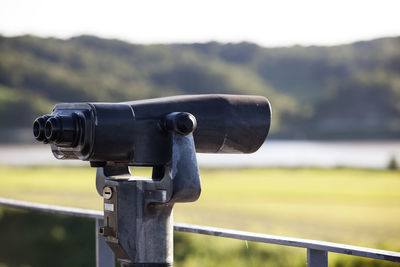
(33, 94, 271, 267)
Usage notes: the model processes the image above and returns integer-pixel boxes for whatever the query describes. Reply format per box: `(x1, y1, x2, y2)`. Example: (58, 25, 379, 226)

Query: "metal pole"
(96, 218, 115, 267)
(307, 248, 328, 267)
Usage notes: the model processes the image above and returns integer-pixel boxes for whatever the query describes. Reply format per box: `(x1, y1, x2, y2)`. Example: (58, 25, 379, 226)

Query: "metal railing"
(0, 197, 399, 267)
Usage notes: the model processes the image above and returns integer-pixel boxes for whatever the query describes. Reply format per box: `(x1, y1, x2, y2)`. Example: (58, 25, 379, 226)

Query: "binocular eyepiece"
(33, 94, 271, 166)
(34, 114, 81, 146)
(33, 115, 49, 142)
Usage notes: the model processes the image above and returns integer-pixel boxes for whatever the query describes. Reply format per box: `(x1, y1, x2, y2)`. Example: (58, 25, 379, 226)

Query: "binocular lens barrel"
(128, 94, 271, 153)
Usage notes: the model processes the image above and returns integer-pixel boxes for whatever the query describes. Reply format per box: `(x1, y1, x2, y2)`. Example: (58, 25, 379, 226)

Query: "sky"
(1, 0, 400, 47)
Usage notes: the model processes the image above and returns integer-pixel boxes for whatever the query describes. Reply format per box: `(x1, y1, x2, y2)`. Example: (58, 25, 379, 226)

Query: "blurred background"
(0, 0, 399, 266)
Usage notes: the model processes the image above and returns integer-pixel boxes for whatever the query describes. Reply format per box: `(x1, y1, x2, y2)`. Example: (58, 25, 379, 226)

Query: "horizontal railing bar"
(1, 198, 399, 263)
(174, 225, 400, 262)
(0, 197, 103, 219)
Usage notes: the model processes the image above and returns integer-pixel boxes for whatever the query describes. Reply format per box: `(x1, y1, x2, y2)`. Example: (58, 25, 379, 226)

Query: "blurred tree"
(0, 35, 399, 140)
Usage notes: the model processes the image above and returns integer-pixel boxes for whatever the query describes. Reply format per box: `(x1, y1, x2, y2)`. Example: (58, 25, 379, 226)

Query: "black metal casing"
(34, 94, 271, 166)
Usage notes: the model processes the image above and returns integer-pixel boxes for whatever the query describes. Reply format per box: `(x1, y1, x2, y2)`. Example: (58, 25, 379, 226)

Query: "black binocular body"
(33, 94, 271, 266)
(33, 94, 271, 166)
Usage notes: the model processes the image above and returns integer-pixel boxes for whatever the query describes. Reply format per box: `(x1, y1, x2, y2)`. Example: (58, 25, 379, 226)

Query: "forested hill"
(0, 35, 399, 140)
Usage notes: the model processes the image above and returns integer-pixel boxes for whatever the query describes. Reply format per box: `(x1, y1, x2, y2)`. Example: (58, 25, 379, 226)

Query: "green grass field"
(0, 166, 399, 266)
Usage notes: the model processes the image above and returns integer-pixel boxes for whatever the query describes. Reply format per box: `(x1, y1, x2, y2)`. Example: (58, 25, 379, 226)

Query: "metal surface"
(96, 219, 115, 267)
(173, 222, 400, 263)
(307, 249, 328, 267)
(125, 94, 271, 154)
(97, 133, 200, 265)
(0, 197, 102, 219)
(1, 197, 400, 264)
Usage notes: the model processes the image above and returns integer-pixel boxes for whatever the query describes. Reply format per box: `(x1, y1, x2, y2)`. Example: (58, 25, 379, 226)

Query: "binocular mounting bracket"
(95, 132, 201, 267)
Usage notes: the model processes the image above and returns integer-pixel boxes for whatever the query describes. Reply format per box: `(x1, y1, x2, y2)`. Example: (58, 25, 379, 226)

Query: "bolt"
(175, 113, 197, 135)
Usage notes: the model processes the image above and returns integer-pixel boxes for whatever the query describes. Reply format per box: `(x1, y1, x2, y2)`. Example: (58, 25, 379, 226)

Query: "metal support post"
(96, 133, 201, 266)
(96, 218, 115, 267)
(307, 248, 328, 267)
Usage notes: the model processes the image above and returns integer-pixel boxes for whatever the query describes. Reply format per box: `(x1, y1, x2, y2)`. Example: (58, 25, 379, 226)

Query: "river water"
(0, 141, 399, 169)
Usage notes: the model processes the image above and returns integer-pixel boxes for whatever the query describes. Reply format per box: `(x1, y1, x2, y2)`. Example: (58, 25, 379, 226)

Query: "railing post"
(96, 218, 115, 267)
(307, 248, 328, 267)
